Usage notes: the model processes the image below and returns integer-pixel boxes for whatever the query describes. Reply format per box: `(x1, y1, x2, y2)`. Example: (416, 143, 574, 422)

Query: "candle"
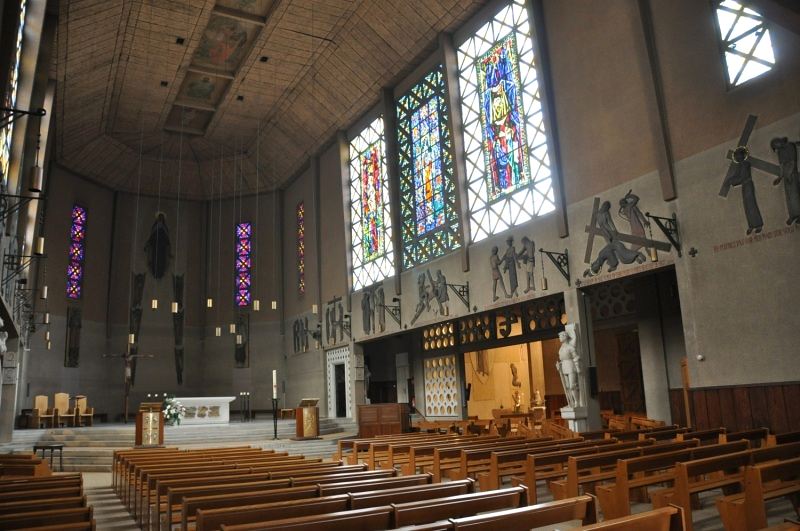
(272, 370, 277, 399)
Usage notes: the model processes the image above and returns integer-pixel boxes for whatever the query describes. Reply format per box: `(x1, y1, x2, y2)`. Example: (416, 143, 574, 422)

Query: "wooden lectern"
(135, 401, 164, 447)
(294, 398, 320, 440)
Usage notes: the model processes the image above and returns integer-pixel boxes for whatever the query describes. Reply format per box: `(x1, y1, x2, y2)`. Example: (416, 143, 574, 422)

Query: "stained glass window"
(714, 1, 775, 88)
(349, 116, 394, 291)
(296, 202, 305, 294)
(397, 66, 461, 269)
(457, 0, 555, 242)
(234, 222, 252, 307)
(0, 0, 28, 185)
(66, 205, 87, 299)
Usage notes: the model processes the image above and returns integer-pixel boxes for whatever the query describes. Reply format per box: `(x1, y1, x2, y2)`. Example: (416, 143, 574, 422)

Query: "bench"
(716, 454, 800, 530)
(596, 439, 752, 518)
(723, 427, 770, 448)
(0, 506, 93, 530)
(579, 505, 684, 530)
(408, 436, 529, 478)
(218, 506, 393, 530)
(392, 487, 527, 527)
(444, 494, 597, 530)
(522, 439, 656, 504)
(768, 431, 800, 447)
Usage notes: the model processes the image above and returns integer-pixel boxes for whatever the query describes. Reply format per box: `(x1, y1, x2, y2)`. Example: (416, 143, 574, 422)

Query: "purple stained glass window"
(66, 205, 87, 299)
(235, 222, 252, 307)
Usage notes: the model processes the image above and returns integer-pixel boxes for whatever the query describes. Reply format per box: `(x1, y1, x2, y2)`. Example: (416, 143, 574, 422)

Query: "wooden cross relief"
(583, 197, 671, 264)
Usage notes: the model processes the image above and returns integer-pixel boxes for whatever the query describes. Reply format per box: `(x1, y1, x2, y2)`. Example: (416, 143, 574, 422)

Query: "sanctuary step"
(1, 418, 357, 472)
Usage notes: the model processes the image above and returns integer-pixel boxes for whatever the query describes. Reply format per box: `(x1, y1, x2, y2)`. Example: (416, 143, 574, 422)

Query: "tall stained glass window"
(66, 205, 87, 299)
(397, 66, 461, 269)
(297, 202, 305, 294)
(0, 0, 28, 185)
(457, 0, 555, 242)
(714, 1, 775, 88)
(234, 222, 252, 307)
(349, 116, 394, 291)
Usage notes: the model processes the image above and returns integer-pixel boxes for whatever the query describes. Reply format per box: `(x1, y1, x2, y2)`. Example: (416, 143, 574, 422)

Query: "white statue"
(0, 317, 7, 354)
(557, 323, 584, 408)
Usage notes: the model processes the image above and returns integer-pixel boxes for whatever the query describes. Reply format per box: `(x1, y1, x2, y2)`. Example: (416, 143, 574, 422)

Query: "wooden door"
(616, 331, 646, 414)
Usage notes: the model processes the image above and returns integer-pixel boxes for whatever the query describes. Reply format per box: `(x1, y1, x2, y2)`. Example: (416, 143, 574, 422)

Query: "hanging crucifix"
(103, 348, 155, 424)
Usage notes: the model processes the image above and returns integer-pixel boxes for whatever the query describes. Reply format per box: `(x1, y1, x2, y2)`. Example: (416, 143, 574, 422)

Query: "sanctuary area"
(0, 0, 798, 530)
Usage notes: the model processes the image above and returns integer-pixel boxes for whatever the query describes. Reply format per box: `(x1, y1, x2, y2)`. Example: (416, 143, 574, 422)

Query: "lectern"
(294, 398, 320, 440)
(135, 401, 164, 447)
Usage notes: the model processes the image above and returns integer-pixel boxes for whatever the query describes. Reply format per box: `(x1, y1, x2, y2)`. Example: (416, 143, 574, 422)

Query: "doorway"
(582, 268, 687, 423)
(334, 364, 346, 418)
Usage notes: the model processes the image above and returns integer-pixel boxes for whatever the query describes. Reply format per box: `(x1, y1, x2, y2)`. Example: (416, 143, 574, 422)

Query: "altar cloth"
(174, 396, 236, 425)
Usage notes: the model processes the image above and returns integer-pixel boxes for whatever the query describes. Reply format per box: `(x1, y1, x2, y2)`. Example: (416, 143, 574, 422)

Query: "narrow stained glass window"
(349, 116, 395, 291)
(714, 0, 775, 88)
(457, 0, 555, 242)
(235, 222, 252, 307)
(0, 0, 28, 185)
(297, 202, 305, 294)
(66, 205, 87, 299)
(397, 66, 461, 269)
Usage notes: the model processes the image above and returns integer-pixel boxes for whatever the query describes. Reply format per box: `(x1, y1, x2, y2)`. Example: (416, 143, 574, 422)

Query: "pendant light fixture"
(171, 107, 185, 315)
(214, 145, 224, 339)
(152, 135, 165, 311)
(151, 299, 158, 310)
(252, 119, 261, 312)
(34, 236, 45, 256)
(40, 284, 47, 300)
(126, 79, 146, 354)
(648, 223, 658, 262)
(215, 326, 221, 337)
(28, 125, 43, 192)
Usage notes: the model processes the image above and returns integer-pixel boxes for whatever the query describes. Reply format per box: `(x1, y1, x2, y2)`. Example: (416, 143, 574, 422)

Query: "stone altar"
(176, 396, 236, 425)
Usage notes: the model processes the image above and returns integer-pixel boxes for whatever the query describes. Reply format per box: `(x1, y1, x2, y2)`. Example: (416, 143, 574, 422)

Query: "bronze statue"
(144, 212, 171, 279)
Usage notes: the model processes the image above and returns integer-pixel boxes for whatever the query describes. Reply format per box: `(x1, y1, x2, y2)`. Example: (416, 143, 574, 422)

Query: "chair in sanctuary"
(31, 395, 56, 428)
(76, 396, 93, 427)
(54, 392, 76, 427)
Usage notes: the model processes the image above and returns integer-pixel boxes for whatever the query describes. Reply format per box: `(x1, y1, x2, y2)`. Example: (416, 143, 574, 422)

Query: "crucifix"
(103, 348, 154, 423)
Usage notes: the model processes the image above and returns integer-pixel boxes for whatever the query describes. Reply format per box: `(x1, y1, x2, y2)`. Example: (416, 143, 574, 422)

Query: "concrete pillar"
(634, 278, 673, 424)
(0, 339, 21, 443)
(562, 288, 602, 430)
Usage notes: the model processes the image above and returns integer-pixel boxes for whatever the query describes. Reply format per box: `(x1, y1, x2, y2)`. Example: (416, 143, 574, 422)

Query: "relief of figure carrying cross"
(583, 195, 672, 278)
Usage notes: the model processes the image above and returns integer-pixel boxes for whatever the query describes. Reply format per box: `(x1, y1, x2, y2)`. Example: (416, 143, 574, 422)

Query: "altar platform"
(0, 418, 357, 471)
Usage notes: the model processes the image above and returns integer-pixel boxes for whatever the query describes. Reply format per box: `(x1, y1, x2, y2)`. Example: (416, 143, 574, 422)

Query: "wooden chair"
(76, 396, 93, 427)
(54, 393, 76, 427)
(31, 396, 55, 429)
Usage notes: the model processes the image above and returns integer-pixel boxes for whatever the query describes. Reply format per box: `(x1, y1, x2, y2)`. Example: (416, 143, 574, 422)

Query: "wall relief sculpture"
(234, 312, 249, 368)
(360, 284, 385, 335)
(490, 235, 537, 301)
(411, 269, 450, 325)
(324, 297, 346, 346)
(583, 192, 671, 277)
(144, 213, 171, 280)
(719, 115, 800, 234)
(65, 306, 82, 368)
(293, 316, 309, 353)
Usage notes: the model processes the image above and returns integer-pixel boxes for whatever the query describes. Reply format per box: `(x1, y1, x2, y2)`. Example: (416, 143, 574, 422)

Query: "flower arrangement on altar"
(162, 395, 186, 426)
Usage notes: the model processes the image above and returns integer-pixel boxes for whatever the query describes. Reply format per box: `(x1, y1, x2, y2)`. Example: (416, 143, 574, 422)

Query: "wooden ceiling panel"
(55, 0, 489, 198)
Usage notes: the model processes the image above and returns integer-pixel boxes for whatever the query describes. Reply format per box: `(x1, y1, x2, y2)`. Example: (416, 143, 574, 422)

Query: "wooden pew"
(445, 494, 597, 530)
(407, 436, 530, 478)
(348, 479, 475, 509)
(768, 431, 800, 447)
(522, 439, 656, 504)
(392, 487, 527, 527)
(723, 427, 770, 448)
(370, 435, 486, 470)
(0, 495, 87, 515)
(656, 450, 753, 531)
(0, 506, 93, 530)
(716, 449, 800, 531)
(554, 440, 706, 502)
(484, 438, 619, 490)
(217, 506, 393, 530)
(460, 439, 582, 484)
(0, 454, 51, 478)
(341, 433, 459, 465)
(383, 435, 506, 473)
(596, 439, 753, 518)
(187, 485, 322, 531)
(677, 428, 725, 446)
(0, 485, 84, 503)
(318, 474, 432, 496)
(579, 506, 685, 530)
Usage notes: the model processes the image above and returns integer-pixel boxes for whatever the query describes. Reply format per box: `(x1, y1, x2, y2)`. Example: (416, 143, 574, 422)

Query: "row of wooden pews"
(0, 452, 52, 478)
(0, 472, 95, 530)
